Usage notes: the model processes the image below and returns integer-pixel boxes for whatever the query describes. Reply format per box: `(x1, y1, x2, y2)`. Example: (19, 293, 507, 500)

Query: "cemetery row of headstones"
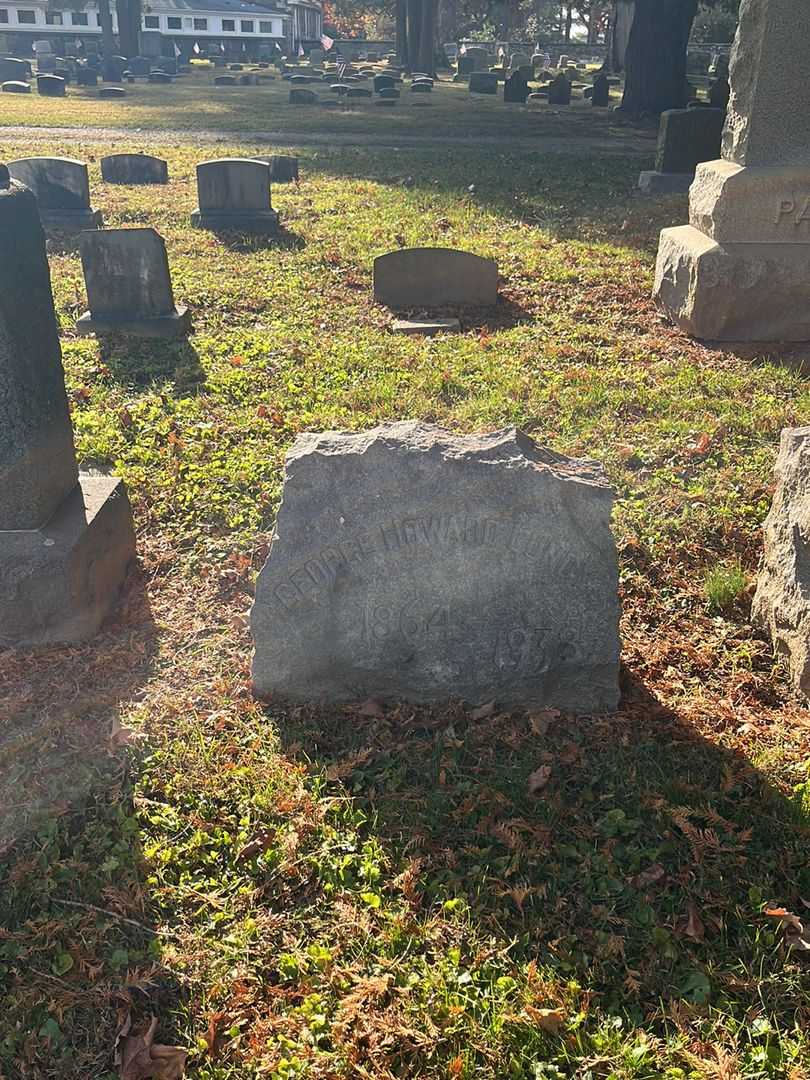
(2, 164, 806, 709)
(5, 155, 500, 340)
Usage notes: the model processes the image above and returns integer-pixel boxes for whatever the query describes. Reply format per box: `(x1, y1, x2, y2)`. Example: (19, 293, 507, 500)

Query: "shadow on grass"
(0, 568, 190, 1077)
(273, 667, 810, 1030)
(206, 222, 306, 252)
(98, 335, 207, 392)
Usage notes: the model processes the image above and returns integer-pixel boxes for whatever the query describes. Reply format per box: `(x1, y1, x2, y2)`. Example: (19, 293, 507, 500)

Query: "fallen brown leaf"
(527, 764, 552, 796)
(523, 1004, 566, 1035)
(356, 698, 385, 718)
(528, 708, 559, 736)
(236, 829, 275, 863)
(682, 902, 705, 943)
(471, 700, 496, 721)
(119, 1016, 187, 1080)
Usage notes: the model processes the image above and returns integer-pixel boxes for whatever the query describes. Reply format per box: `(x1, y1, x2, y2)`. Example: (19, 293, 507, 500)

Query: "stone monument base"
(638, 170, 693, 195)
(0, 475, 136, 647)
(40, 208, 103, 233)
(392, 318, 461, 336)
(654, 225, 810, 341)
(191, 207, 280, 233)
(76, 304, 191, 339)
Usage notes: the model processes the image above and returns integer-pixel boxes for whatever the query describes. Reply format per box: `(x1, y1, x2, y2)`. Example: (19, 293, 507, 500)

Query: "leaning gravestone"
(268, 155, 299, 183)
(0, 168, 135, 645)
(76, 227, 190, 338)
(654, 0, 810, 340)
(191, 158, 279, 233)
(638, 108, 726, 194)
(752, 427, 810, 702)
(101, 153, 169, 184)
(251, 422, 621, 711)
(591, 71, 609, 106)
(7, 157, 102, 233)
(374, 248, 498, 308)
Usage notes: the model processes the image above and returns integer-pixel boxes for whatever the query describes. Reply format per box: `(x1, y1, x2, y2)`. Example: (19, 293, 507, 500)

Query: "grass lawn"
(1, 135, 809, 1080)
(0, 67, 642, 140)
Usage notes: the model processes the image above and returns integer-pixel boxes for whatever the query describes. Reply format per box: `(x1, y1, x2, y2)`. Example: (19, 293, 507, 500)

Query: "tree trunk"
(406, 0, 421, 72)
(417, 0, 435, 74)
(116, 0, 141, 58)
(97, 0, 116, 71)
(396, 0, 408, 67)
(565, 3, 573, 41)
(620, 0, 697, 116)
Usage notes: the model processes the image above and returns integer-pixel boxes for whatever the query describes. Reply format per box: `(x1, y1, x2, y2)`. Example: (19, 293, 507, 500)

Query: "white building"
(0, 0, 321, 56)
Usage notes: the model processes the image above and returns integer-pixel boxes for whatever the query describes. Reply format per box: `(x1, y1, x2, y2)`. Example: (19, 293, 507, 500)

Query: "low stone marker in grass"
(2, 81, 30, 94)
(76, 227, 190, 339)
(638, 108, 725, 194)
(251, 421, 621, 711)
(547, 72, 571, 105)
(290, 87, 318, 104)
(191, 158, 279, 234)
(0, 168, 135, 646)
(7, 156, 102, 233)
(752, 427, 810, 703)
(374, 247, 498, 308)
(100, 153, 169, 184)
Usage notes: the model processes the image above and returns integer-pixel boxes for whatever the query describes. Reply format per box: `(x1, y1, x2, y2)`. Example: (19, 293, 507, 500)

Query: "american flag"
(337, 60, 346, 79)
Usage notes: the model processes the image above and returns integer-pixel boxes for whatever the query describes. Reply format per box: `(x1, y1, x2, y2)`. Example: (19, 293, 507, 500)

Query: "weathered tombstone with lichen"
(251, 422, 621, 711)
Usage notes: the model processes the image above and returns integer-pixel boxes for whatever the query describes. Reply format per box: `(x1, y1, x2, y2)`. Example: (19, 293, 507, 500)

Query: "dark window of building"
(45, 10, 63, 23)
(71, 11, 88, 25)
(221, 18, 234, 30)
(144, 14, 159, 27)
(259, 20, 272, 32)
(0, 9, 8, 21)
(166, 16, 181, 28)
(193, 17, 206, 29)
(240, 19, 253, 32)
(17, 9, 36, 23)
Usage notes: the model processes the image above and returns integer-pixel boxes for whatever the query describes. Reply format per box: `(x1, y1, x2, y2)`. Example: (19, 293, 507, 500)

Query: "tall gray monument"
(251, 422, 621, 712)
(0, 169, 135, 646)
(654, 0, 810, 340)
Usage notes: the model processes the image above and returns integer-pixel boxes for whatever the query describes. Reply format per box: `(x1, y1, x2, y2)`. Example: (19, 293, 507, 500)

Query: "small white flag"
(321, 33, 334, 51)
(174, 42, 181, 58)
(192, 40, 200, 54)
(298, 43, 305, 57)
(459, 43, 466, 55)
(498, 46, 504, 59)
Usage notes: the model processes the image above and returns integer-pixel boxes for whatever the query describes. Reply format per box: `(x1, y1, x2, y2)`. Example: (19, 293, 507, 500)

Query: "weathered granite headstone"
(214, 75, 237, 86)
(7, 157, 102, 233)
(148, 70, 172, 84)
(76, 227, 190, 338)
(2, 81, 30, 94)
(465, 46, 489, 71)
(373, 73, 396, 92)
(349, 86, 373, 98)
(251, 422, 621, 710)
(268, 155, 299, 183)
(456, 55, 474, 78)
(654, 0, 810, 340)
(191, 158, 279, 233)
(469, 71, 498, 95)
(0, 57, 28, 82)
(410, 81, 431, 94)
(639, 108, 726, 194)
(377, 86, 400, 100)
(37, 74, 65, 96)
(503, 69, 529, 103)
(101, 153, 168, 184)
(591, 71, 609, 107)
(0, 171, 135, 645)
(548, 72, 571, 105)
(374, 248, 498, 308)
(290, 87, 318, 104)
(100, 86, 127, 97)
(76, 66, 98, 87)
(752, 427, 810, 702)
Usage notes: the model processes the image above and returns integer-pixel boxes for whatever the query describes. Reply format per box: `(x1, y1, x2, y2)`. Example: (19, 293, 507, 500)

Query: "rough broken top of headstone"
(752, 426, 810, 702)
(251, 422, 621, 712)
